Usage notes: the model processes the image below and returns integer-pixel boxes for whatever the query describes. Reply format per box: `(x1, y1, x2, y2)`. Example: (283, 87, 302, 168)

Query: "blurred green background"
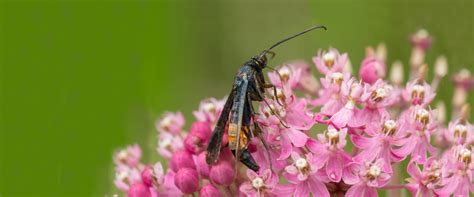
(1, 0, 473, 196)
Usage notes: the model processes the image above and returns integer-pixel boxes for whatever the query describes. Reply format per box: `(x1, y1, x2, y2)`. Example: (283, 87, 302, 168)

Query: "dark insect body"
(205, 25, 327, 172)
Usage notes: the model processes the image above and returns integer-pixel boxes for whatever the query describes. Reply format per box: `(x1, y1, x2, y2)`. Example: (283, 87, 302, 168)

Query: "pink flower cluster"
(112, 29, 474, 197)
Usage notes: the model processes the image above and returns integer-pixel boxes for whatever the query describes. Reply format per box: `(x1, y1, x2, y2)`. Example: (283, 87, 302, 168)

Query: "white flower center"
(295, 158, 308, 169)
(326, 128, 340, 145)
(117, 150, 128, 161)
(118, 171, 129, 181)
(203, 102, 216, 113)
(252, 177, 265, 189)
(382, 120, 397, 135)
(159, 138, 172, 149)
(160, 116, 173, 129)
(454, 124, 468, 138)
(368, 165, 381, 177)
(279, 66, 291, 81)
(323, 52, 336, 67)
(457, 147, 472, 164)
(416, 29, 429, 39)
(415, 108, 430, 126)
(330, 72, 344, 85)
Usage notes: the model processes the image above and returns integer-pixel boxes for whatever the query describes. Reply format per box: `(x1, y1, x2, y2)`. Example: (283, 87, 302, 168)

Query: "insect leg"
(263, 83, 284, 107)
(248, 95, 273, 171)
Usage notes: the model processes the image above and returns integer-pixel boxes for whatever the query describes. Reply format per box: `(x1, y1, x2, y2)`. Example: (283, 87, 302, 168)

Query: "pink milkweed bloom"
(258, 87, 314, 160)
(343, 159, 392, 197)
(156, 112, 185, 134)
(288, 61, 321, 95)
(306, 126, 352, 182)
(395, 106, 437, 163)
(268, 64, 303, 90)
(410, 29, 432, 50)
(442, 119, 474, 145)
(402, 80, 436, 106)
(240, 169, 294, 197)
(312, 72, 352, 116)
(157, 132, 184, 159)
(252, 127, 290, 171)
(193, 97, 226, 124)
(356, 80, 398, 133)
(352, 118, 405, 172)
(436, 145, 474, 196)
(113, 144, 142, 167)
(114, 165, 142, 192)
(283, 152, 330, 197)
(312, 48, 348, 75)
(329, 78, 364, 128)
(405, 157, 445, 197)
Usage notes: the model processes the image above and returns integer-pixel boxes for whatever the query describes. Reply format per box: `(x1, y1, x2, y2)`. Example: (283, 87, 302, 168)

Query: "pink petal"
(278, 135, 293, 160)
(342, 163, 360, 185)
(286, 128, 309, 147)
(326, 154, 343, 182)
(307, 176, 330, 197)
(294, 182, 310, 197)
(406, 159, 422, 181)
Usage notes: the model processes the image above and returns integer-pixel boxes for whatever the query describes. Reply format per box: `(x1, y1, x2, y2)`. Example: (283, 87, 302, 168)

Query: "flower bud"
(170, 150, 196, 172)
(376, 43, 387, 62)
(190, 121, 212, 141)
(127, 183, 151, 197)
(210, 161, 235, 186)
(434, 56, 448, 78)
(174, 168, 199, 194)
(199, 183, 221, 197)
(390, 61, 404, 85)
(184, 134, 205, 154)
(360, 56, 386, 84)
(141, 165, 153, 187)
(196, 152, 211, 178)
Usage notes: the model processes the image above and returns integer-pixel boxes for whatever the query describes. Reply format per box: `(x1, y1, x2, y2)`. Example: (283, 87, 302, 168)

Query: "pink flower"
(344, 159, 392, 197)
(436, 145, 474, 196)
(258, 91, 314, 160)
(196, 152, 211, 178)
(395, 106, 437, 163)
(312, 48, 348, 75)
(113, 144, 142, 167)
(330, 78, 364, 128)
(193, 97, 226, 124)
(312, 72, 352, 116)
(252, 128, 289, 171)
(157, 132, 183, 159)
(288, 61, 321, 95)
(307, 126, 352, 182)
(405, 157, 444, 197)
(410, 29, 432, 50)
(240, 169, 294, 197)
(156, 112, 185, 134)
(114, 165, 142, 192)
(283, 152, 330, 197)
(402, 80, 436, 106)
(443, 119, 474, 145)
(268, 64, 302, 90)
(352, 118, 405, 172)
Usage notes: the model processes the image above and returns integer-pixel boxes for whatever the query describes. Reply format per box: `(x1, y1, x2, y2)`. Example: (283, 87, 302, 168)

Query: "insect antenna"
(257, 25, 327, 61)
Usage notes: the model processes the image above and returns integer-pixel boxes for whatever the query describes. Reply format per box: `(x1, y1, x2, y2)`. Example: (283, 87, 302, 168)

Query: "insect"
(205, 25, 327, 172)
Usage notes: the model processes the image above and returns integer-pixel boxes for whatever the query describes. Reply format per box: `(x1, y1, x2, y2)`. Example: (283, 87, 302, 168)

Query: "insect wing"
(205, 89, 235, 164)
